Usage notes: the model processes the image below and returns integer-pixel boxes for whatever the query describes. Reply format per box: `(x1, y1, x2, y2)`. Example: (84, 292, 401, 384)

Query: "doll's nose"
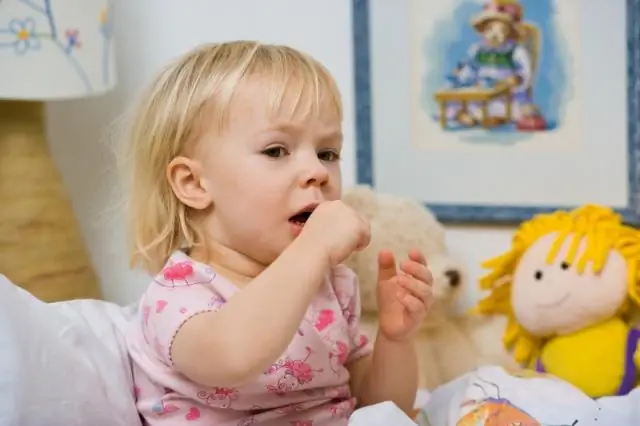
(444, 269, 461, 287)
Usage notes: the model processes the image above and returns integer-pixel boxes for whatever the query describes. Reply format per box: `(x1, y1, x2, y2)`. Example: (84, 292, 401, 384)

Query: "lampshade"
(0, 0, 117, 100)
(0, 0, 117, 303)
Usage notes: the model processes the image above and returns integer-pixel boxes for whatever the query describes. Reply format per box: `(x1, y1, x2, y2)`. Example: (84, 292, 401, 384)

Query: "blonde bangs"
(203, 44, 343, 137)
(254, 47, 342, 122)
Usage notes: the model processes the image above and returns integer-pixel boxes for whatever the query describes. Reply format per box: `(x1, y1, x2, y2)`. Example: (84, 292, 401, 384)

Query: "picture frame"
(352, 0, 640, 225)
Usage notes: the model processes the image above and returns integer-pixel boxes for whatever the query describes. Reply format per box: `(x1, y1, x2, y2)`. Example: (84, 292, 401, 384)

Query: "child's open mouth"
(289, 211, 312, 226)
(288, 204, 318, 233)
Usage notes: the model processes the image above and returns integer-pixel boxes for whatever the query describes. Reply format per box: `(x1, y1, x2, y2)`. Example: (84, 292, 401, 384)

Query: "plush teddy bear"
(342, 185, 514, 390)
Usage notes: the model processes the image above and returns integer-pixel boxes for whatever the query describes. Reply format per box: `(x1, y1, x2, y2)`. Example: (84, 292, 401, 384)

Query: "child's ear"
(166, 156, 212, 210)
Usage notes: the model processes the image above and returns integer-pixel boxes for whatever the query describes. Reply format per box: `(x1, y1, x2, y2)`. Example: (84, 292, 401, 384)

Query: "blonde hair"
(474, 204, 640, 366)
(118, 41, 342, 274)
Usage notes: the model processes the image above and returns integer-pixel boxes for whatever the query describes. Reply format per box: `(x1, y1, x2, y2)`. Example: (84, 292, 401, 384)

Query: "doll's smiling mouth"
(537, 293, 570, 308)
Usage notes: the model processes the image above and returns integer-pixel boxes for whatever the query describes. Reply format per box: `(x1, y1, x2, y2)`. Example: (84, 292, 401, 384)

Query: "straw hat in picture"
(472, 0, 525, 41)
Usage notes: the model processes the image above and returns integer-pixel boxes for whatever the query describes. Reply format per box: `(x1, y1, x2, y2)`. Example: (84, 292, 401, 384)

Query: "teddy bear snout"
(444, 269, 462, 287)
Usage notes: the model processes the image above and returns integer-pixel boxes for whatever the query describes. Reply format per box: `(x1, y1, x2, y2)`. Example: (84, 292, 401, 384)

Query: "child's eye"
(262, 146, 288, 158)
(318, 150, 340, 162)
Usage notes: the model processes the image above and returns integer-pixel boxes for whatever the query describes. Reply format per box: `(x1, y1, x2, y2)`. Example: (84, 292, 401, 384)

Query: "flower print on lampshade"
(0, 0, 117, 100)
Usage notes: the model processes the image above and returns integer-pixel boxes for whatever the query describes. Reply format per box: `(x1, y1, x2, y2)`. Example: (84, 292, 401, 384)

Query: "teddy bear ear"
(342, 184, 379, 218)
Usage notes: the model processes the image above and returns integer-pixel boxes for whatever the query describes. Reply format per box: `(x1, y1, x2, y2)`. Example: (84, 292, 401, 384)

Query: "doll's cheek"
(510, 269, 574, 335)
(570, 254, 628, 318)
(511, 296, 574, 336)
(511, 290, 552, 335)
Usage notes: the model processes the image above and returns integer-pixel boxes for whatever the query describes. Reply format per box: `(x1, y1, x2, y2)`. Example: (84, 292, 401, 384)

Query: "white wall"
(46, 0, 514, 307)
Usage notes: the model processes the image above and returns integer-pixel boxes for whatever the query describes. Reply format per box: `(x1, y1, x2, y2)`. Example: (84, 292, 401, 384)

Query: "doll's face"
(510, 232, 628, 337)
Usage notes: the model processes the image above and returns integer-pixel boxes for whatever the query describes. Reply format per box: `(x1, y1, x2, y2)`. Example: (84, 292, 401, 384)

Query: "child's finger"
(399, 293, 425, 315)
(408, 249, 427, 266)
(377, 250, 397, 282)
(400, 260, 433, 286)
(398, 275, 432, 306)
(398, 277, 433, 306)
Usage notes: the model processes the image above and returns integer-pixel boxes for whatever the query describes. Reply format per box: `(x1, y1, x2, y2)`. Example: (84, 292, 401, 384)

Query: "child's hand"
(376, 249, 433, 342)
(301, 201, 371, 267)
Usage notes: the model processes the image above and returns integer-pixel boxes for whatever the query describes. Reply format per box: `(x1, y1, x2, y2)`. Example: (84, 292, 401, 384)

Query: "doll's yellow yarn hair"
(474, 204, 640, 366)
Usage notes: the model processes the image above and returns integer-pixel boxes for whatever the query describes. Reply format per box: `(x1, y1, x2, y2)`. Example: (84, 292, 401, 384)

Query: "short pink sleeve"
(332, 265, 374, 364)
(140, 255, 227, 366)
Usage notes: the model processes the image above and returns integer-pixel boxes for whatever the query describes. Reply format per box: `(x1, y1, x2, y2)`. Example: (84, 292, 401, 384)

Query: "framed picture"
(352, 0, 640, 224)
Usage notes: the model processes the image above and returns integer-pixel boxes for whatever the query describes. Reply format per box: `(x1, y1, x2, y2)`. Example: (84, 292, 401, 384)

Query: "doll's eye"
(560, 262, 570, 270)
(534, 270, 543, 280)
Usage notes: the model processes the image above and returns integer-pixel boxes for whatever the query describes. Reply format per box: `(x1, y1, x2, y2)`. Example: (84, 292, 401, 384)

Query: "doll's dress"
(534, 317, 640, 397)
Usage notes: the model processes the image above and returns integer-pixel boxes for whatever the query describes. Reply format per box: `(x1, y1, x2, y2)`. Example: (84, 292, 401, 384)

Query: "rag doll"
(474, 204, 640, 398)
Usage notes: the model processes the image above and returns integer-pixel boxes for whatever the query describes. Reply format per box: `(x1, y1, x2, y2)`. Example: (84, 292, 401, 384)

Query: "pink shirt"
(126, 251, 373, 425)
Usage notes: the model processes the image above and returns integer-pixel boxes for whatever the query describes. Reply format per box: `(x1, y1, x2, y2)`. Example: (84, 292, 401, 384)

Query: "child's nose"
(300, 158, 329, 187)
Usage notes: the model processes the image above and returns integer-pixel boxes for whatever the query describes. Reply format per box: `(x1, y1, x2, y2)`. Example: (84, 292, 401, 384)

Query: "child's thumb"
(377, 250, 397, 281)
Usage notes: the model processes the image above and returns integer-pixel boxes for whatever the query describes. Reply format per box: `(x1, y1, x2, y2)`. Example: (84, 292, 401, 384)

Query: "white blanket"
(8, 273, 636, 426)
(0, 274, 420, 425)
(416, 365, 640, 425)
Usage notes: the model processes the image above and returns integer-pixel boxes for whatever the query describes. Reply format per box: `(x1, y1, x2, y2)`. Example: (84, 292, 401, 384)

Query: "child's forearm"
(354, 332, 418, 415)
(172, 236, 329, 387)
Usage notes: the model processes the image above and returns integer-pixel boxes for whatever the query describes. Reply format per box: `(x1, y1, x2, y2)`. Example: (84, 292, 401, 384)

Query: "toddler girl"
(122, 40, 433, 425)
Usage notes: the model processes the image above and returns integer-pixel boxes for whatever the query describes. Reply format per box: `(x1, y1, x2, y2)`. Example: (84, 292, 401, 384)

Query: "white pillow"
(0, 275, 142, 426)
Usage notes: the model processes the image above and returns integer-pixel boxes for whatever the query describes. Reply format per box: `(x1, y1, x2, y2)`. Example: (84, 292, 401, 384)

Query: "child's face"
(196, 77, 343, 266)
